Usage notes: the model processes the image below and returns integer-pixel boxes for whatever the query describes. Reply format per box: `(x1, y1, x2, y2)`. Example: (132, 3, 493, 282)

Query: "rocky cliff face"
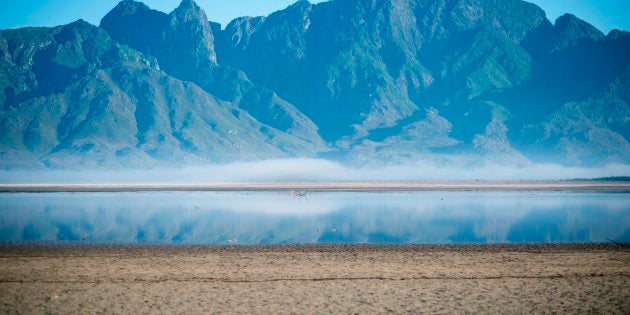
(100, 0, 326, 150)
(1, 0, 629, 169)
(216, 0, 630, 166)
(216, 0, 548, 141)
(101, 0, 217, 77)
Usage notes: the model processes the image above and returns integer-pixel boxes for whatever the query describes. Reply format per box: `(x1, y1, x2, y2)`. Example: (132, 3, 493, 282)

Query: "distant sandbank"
(1, 181, 630, 193)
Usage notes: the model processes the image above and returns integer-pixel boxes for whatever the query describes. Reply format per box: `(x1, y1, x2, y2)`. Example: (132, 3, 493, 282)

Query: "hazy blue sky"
(0, 0, 628, 33)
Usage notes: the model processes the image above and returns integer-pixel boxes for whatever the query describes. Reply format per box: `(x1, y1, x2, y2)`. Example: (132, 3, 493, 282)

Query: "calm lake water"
(0, 191, 628, 245)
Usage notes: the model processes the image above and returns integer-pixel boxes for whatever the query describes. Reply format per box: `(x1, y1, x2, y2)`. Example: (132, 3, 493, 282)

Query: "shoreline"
(1, 244, 628, 313)
(1, 243, 628, 253)
(1, 180, 630, 193)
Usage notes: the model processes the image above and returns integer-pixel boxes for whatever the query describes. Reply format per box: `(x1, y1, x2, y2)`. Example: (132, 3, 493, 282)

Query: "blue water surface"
(0, 191, 628, 245)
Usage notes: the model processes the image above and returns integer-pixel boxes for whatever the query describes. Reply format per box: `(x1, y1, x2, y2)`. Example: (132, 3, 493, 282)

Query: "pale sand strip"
(0, 245, 628, 313)
(1, 181, 630, 192)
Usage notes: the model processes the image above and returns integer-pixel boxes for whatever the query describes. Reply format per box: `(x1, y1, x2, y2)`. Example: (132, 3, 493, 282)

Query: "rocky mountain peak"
(606, 29, 628, 40)
(288, 0, 313, 11)
(549, 13, 604, 51)
(111, 0, 151, 16)
(100, 1, 169, 55)
(101, 0, 217, 80)
(168, 0, 217, 65)
(172, 0, 207, 24)
(56, 19, 110, 41)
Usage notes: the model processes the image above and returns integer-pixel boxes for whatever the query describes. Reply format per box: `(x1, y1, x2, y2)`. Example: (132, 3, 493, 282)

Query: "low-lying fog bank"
(1, 159, 629, 183)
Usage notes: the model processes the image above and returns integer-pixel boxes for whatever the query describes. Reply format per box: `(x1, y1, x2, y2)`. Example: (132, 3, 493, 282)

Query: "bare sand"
(1, 181, 630, 192)
(0, 244, 628, 314)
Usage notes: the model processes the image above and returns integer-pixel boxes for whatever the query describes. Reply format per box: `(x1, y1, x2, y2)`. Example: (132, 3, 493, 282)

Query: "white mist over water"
(1, 159, 629, 183)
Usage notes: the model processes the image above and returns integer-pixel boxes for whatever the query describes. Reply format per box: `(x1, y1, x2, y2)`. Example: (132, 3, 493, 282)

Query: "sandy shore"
(0, 244, 628, 313)
(1, 181, 630, 192)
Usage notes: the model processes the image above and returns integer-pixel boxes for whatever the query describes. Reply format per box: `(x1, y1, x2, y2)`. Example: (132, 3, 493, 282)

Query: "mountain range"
(1, 0, 629, 169)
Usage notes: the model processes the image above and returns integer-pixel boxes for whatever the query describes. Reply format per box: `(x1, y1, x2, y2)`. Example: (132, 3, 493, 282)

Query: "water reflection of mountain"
(0, 192, 628, 244)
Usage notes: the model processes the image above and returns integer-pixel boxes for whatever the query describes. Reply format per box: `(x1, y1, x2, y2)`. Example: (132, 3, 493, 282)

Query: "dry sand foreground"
(0, 245, 629, 314)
